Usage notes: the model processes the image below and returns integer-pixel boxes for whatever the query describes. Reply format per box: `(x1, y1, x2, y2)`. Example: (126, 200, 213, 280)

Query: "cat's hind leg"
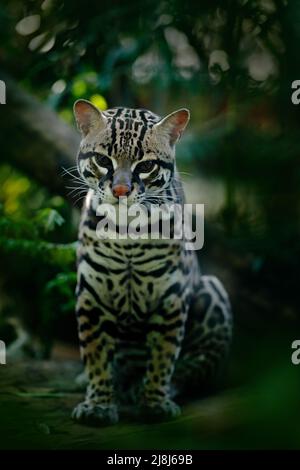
(174, 275, 233, 396)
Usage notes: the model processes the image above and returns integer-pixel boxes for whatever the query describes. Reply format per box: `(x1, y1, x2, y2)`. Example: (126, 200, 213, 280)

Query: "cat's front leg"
(140, 298, 188, 421)
(72, 287, 118, 426)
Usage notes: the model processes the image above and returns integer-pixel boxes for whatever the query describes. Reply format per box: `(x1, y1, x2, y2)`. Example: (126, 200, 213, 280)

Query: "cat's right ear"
(73, 99, 107, 137)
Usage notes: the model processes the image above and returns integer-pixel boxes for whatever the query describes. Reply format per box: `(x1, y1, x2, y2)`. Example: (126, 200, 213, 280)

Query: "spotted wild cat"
(71, 100, 232, 425)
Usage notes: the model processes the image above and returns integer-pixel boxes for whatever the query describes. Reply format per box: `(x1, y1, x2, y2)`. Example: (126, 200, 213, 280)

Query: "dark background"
(0, 0, 299, 449)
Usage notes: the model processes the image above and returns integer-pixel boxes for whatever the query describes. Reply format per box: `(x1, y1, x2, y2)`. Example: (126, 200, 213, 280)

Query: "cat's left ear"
(154, 109, 190, 145)
(73, 99, 107, 137)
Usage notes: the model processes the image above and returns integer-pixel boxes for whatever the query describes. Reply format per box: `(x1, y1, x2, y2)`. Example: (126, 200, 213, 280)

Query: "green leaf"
(35, 208, 65, 233)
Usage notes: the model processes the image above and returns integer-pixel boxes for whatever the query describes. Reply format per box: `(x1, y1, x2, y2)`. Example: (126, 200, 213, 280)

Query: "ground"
(0, 337, 299, 449)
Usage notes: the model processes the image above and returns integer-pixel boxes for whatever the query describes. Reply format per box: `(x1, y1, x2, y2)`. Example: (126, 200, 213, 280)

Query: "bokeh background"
(0, 0, 300, 449)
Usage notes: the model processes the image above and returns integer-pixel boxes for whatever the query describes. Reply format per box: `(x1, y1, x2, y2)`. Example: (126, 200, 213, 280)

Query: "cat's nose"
(112, 184, 131, 198)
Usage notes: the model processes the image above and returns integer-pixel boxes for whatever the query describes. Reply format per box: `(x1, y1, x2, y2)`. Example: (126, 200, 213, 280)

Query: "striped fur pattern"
(71, 101, 232, 425)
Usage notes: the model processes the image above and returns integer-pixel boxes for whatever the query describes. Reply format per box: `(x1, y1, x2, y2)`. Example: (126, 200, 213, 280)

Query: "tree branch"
(0, 73, 80, 202)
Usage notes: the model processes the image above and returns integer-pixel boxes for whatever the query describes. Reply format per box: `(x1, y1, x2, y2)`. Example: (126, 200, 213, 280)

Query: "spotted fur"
(71, 101, 232, 425)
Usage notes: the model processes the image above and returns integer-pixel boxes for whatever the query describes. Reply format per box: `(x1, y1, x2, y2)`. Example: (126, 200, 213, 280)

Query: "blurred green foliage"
(0, 164, 77, 356)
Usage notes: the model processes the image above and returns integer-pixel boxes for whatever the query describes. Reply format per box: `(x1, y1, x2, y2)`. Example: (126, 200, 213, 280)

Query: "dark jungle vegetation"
(0, 0, 299, 449)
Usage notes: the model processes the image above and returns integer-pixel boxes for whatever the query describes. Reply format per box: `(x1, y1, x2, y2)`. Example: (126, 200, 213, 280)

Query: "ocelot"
(71, 100, 232, 426)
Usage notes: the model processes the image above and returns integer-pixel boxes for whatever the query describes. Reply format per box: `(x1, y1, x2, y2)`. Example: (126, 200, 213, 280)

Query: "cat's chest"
(89, 239, 181, 319)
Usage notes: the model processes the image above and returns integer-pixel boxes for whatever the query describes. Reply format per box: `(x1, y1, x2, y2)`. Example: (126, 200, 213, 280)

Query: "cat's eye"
(95, 155, 112, 169)
(136, 160, 156, 174)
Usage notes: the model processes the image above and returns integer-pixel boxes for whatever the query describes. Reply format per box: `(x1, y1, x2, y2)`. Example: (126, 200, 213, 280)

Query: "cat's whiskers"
(67, 187, 88, 197)
(61, 166, 87, 185)
(73, 192, 89, 207)
(176, 171, 192, 177)
(62, 165, 89, 205)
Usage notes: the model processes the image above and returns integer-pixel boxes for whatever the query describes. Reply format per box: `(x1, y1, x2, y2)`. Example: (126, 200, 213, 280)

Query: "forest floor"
(0, 347, 240, 450)
(0, 337, 299, 450)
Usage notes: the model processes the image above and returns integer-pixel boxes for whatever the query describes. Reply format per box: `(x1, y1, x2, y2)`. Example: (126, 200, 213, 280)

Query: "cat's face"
(73, 101, 189, 205)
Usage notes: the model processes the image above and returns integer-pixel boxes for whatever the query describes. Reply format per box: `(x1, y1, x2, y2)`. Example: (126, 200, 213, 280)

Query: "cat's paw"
(138, 399, 181, 422)
(72, 401, 119, 426)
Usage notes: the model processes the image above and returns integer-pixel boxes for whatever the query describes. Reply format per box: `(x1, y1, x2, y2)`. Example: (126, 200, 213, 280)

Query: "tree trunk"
(0, 73, 80, 201)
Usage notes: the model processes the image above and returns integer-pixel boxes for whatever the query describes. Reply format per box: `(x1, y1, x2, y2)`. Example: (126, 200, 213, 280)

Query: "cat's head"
(73, 100, 189, 205)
